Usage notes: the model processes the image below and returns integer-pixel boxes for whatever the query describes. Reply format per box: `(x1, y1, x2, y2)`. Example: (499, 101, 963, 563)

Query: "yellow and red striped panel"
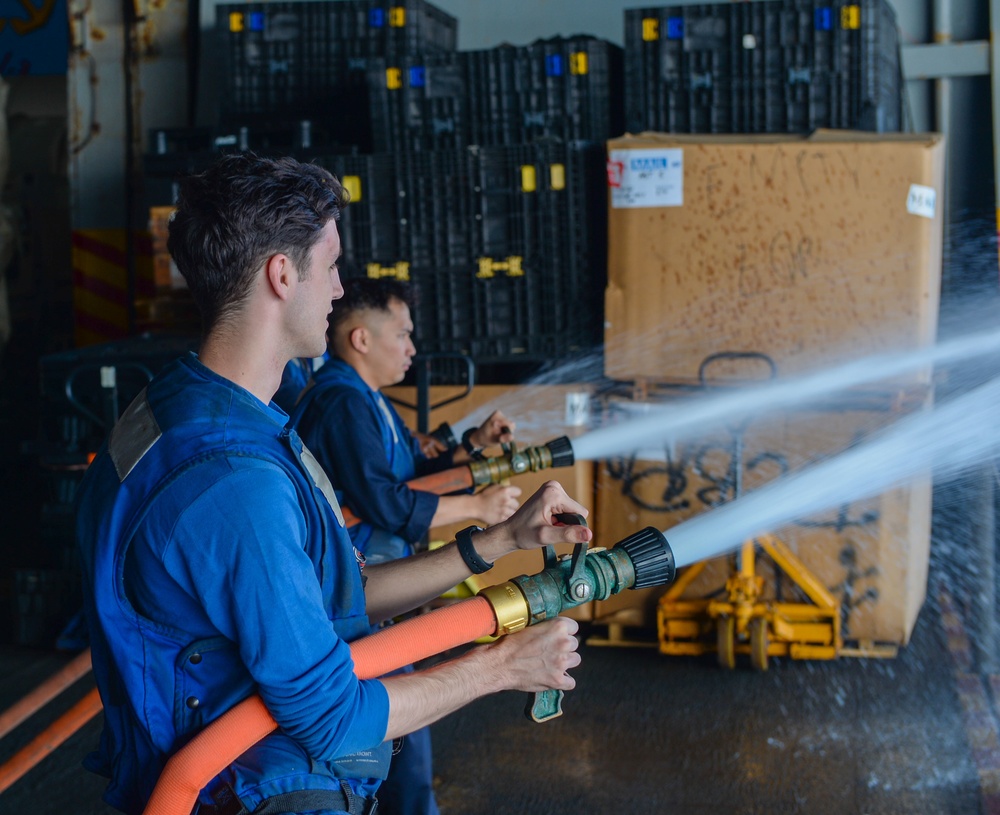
(71, 229, 154, 347)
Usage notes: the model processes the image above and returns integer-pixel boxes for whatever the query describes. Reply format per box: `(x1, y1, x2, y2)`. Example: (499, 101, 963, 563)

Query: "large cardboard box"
(592, 391, 932, 645)
(384, 383, 597, 619)
(604, 131, 945, 382)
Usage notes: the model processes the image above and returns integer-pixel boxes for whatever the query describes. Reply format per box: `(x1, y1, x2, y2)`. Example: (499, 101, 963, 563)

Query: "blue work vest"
(76, 354, 390, 815)
(290, 359, 417, 554)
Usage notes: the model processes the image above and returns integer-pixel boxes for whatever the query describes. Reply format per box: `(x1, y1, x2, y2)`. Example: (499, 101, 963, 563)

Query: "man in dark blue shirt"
(293, 278, 521, 564)
(292, 278, 523, 815)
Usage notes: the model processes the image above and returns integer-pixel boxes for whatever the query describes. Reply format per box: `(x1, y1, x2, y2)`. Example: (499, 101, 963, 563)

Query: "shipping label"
(608, 149, 684, 208)
(906, 184, 937, 219)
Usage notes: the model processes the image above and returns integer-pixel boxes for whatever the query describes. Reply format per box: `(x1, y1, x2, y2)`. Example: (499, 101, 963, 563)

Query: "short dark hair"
(168, 152, 349, 334)
(329, 277, 414, 338)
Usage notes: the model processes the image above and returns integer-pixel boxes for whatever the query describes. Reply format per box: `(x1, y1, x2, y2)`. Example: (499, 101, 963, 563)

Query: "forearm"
(380, 648, 503, 739)
(429, 493, 481, 528)
(379, 616, 580, 740)
(364, 524, 515, 622)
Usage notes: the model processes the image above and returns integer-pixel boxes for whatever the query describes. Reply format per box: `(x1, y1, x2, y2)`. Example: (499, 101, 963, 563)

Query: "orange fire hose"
(144, 595, 498, 815)
(0, 648, 93, 741)
(341, 465, 475, 528)
(0, 685, 103, 794)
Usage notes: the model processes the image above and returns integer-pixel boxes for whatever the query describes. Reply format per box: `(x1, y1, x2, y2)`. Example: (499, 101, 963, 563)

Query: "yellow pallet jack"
(655, 351, 893, 669)
(657, 533, 842, 670)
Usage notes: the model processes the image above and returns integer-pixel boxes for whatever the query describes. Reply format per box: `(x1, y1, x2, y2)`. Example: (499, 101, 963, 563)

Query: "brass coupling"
(467, 456, 514, 487)
(478, 582, 531, 636)
(466, 443, 556, 487)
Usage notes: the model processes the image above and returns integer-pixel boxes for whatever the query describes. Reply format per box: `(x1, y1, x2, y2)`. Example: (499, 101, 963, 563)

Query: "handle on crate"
(523, 512, 589, 724)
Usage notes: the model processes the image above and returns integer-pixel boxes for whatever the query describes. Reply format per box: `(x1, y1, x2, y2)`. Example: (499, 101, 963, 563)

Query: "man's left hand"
(415, 431, 448, 459)
(470, 409, 516, 449)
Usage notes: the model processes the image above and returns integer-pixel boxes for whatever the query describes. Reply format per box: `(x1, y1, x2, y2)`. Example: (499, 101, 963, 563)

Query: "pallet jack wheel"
(750, 617, 769, 672)
(716, 616, 736, 670)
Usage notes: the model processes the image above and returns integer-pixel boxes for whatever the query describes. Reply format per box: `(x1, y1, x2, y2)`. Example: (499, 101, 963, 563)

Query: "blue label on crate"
(546, 54, 564, 77)
(249, 11, 265, 31)
(409, 66, 425, 87)
(666, 17, 684, 39)
(369, 8, 385, 27)
(814, 8, 833, 31)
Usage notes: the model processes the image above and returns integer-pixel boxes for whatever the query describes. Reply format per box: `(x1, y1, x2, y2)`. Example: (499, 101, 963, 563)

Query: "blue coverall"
(292, 358, 450, 815)
(76, 354, 390, 815)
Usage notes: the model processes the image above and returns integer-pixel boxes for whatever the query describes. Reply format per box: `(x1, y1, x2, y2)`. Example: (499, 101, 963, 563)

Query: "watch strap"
(456, 525, 493, 574)
(461, 427, 485, 460)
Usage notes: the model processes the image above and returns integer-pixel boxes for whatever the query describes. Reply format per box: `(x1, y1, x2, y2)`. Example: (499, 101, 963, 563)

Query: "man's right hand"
(476, 616, 582, 694)
(476, 483, 522, 525)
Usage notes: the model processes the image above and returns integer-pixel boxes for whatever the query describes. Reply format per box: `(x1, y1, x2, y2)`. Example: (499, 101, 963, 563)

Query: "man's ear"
(265, 253, 294, 301)
(348, 325, 369, 354)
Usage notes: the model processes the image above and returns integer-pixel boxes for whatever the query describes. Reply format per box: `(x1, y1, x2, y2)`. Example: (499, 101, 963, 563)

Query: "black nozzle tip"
(545, 436, 575, 468)
(614, 527, 676, 589)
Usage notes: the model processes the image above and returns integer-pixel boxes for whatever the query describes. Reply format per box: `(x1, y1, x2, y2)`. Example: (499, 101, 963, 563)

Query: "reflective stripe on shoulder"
(299, 443, 346, 528)
(109, 388, 162, 482)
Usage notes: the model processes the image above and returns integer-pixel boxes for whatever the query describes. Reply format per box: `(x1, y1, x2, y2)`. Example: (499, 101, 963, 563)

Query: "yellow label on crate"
(367, 262, 410, 281)
(229, 12, 244, 32)
(477, 257, 524, 278)
(386, 68, 402, 90)
(342, 175, 362, 203)
(390, 7, 406, 27)
(642, 18, 659, 41)
(520, 165, 537, 193)
(841, 5, 860, 29)
(550, 163, 566, 191)
(570, 52, 589, 75)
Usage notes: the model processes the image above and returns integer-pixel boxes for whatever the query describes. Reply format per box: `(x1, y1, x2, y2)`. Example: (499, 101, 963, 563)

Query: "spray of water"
(571, 325, 1000, 462)
(665, 375, 1000, 568)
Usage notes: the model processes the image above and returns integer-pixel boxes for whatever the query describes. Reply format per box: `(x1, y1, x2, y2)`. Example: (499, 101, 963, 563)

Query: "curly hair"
(167, 152, 349, 334)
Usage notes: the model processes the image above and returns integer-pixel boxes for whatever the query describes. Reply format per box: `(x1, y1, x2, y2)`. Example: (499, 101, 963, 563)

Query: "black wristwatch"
(455, 525, 493, 574)
(461, 427, 485, 460)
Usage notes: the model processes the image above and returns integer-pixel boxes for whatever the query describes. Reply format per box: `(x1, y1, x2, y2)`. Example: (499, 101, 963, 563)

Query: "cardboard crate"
(604, 131, 945, 382)
(592, 390, 932, 645)
(384, 383, 597, 619)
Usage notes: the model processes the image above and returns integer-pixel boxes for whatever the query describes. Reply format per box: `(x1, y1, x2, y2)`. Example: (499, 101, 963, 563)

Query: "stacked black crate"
(215, 0, 458, 151)
(143, 0, 460, 299)
(372, 36, 619, 368)
(459, 140, 607, 362)
(368, 53, 470, 153)
(624, 0, 901, 135)
(313, 152, 406, 282)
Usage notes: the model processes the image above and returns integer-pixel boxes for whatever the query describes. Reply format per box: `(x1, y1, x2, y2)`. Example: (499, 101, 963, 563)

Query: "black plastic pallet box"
(214, 0, 457, 148)
(624, 0, 901, 134)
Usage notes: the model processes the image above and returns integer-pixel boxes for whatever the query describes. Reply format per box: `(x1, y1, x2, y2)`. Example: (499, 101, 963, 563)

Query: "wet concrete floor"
(0, 577, 992, 815)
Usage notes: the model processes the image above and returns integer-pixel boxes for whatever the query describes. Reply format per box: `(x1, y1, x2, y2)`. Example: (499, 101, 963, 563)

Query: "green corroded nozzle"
(477, 525, 676, 722)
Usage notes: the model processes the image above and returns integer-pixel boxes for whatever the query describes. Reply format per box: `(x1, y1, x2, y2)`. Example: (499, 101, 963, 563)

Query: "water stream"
(664, 374, 1000, 568)
(571, 325, 1000, 462)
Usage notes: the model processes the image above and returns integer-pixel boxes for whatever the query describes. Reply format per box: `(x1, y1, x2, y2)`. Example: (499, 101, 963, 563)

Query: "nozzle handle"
(525, 688, 564, 723)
